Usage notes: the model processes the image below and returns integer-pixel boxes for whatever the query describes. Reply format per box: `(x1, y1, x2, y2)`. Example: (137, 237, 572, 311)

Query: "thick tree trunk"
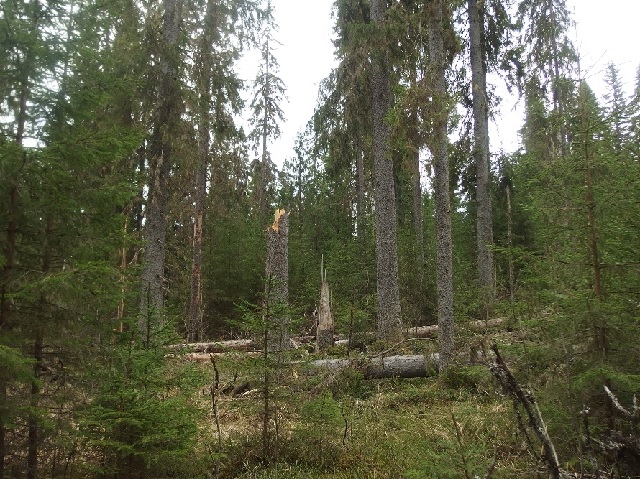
(265, 210, 290, 351)
(429, 0, 454, 372)
(188, 0, 217, 343)
(139, 0, 183, 343)
(468, 0, 494, 314)
(370, 0, 402, 341)
(188, 127, 207, 343)
(316, 258, 334, 351)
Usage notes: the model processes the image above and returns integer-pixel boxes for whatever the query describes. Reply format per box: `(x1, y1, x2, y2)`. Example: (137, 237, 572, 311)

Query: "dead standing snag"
(265, 209, 290, 352)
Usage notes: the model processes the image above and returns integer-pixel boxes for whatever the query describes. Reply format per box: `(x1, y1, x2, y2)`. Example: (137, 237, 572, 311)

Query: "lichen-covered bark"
(265, 210, 290, 351)
(139, 0, 183, 342)
(370, 0, 402, 341)
(311, 354, 440, 379)
(429, 0, 454, 372)
(468, 0, 494, 312)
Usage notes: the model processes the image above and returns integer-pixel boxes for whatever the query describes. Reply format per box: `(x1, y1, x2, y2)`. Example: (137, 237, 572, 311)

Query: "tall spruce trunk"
(188, 0, 217, 343)
(370, 0, 402, 340)
(188, 113, 207, 343)
(139, 0, 183, 342)
(429, 0, 454, 371)
(468, 0, 494, 314)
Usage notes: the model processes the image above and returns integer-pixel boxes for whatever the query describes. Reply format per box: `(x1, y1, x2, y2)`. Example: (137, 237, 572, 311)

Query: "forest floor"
(183, 320, 584, 479)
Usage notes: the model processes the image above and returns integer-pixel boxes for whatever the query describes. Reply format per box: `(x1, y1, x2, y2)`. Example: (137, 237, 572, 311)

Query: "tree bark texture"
(188, 0, 218, 343)
(316, 258, 334, 351)
(188, 124, 207, 343)
(370, 0, 402, 341)
(310, 354, 439, 379)
(265, 210, 290, 351)
(468, 0, 494, 311)
(139, 0, 183, 343)
(428, 0, 454, 372)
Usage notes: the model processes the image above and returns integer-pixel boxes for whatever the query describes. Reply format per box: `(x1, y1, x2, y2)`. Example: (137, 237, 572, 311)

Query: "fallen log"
(183, 351, 262, 362)
(409, 317, 506, 338)
(171, 317, 507, 353)
(183, 352, 439, 379)
(170, 339, 257, 353)
(309, 354, 439, 379)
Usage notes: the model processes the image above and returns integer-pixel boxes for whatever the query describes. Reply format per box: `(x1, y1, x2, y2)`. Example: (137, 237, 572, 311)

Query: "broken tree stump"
(265, 209, 290, 351)
(316, 256, 334, 351)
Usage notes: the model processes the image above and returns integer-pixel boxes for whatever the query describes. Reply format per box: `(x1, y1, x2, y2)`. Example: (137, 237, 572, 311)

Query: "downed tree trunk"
(409, 317, 506, 338)
(170, 339, 257, 353)
(172, 317, 508, 353)
(182, 352, 439, 380)
(489, 344, 568, 479)
(309, 354, 439, 379)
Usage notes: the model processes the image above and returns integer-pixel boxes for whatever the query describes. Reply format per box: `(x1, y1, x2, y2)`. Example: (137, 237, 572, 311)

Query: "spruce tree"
(248, 0, 286, 227)
(370, 0, 402, 340)
(467, 0, 495, 313)
(427, 0, 455, 371)
(138, 0, 185, 343)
